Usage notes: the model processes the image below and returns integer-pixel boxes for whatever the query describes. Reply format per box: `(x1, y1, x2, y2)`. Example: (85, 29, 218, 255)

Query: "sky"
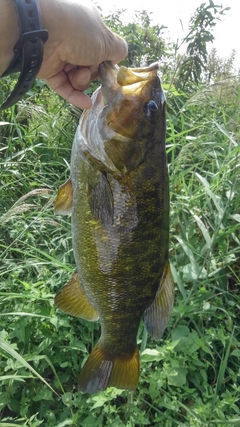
(97, 0, 240, 70)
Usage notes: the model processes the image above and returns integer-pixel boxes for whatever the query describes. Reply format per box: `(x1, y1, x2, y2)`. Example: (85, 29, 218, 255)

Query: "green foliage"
(177, 1, 230, 88)
(206, 48, 238, 82)
(103, 3, 234, 93)
(0, 4, 239, 427)
(104, 9, 170, 68)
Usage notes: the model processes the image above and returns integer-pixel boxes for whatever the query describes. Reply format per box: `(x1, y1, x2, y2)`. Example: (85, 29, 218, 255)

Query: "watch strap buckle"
(14, 29, 49, 52)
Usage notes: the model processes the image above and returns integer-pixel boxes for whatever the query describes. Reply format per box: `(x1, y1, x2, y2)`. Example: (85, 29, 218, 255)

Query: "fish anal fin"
(144, 261, 174, 339)
(55, 272, 99, 321)
(54, 178, 73, 215)
(78, 342, 139, 393)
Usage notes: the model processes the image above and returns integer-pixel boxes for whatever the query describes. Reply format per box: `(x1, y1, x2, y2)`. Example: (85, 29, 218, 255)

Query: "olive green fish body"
(54, 62, 174, 393)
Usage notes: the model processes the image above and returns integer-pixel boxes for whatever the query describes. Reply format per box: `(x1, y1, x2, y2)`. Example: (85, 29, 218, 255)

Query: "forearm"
(0, 0, 19, 76)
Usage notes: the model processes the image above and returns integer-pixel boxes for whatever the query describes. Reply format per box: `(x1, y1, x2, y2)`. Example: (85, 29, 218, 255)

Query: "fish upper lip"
(99, 62, 119, 106)
(99, 62, 119, 87)
(99, 61, 117, 74)
(99, 61, 161, 90)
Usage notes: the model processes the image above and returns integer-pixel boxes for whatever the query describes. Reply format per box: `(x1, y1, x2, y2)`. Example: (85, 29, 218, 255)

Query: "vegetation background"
(0, 2, 239, 426)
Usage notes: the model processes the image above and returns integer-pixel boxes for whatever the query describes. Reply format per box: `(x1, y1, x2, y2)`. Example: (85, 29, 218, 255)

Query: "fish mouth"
(99, 61, 160, 85)
(99, 62, 119, 89)
(99, 62, 162, 106)
(91, 62, 165, 141)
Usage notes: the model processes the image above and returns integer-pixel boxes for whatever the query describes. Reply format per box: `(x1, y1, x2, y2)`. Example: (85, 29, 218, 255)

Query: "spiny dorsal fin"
(144, 261, 174, 339)
(55, 272, 99, 321)
(54, 178, 73, 215)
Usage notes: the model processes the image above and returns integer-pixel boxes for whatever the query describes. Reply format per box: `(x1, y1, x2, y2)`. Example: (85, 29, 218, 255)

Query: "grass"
(0, 75, 239, 425)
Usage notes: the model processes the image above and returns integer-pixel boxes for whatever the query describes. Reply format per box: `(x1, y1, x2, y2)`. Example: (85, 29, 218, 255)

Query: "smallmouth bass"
(54, 62, 174, 393)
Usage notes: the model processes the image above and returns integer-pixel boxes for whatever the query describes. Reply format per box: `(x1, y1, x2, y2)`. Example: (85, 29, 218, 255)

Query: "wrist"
(0, 0, 51, 78)
(0, 0, 48, 110)
(0, 0, 20, 76)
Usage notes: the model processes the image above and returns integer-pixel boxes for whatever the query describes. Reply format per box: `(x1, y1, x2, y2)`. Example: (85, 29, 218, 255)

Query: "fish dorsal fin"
(54, 178, 73, 215)
(55, 272, 99, 321)
(144, 262, 174, 339)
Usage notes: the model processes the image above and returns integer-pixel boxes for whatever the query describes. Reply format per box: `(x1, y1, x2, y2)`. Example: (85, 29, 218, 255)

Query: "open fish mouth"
(99, 62, 160, 86)
(98, 62, 164, 107)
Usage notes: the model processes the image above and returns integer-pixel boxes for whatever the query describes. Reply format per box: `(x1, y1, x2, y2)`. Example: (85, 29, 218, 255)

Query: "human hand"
(39, 0, 128, 108)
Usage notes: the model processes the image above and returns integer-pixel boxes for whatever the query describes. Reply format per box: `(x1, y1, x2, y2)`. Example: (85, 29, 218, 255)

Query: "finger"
(67, 66, 92, 91)
(45, 71, 92, 109)
(102, 30, 128, 64)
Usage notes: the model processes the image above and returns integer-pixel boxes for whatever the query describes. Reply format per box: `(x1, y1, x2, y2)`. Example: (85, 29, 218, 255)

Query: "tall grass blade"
(195, 173, 224, 217)
(0, 375, 33, 381)
(0, 424, 26, 427)
(170, 262, 187, 300)
(210, 419, 240, 425)
(0, 337, 59, 396)
(211, 327, 235, 418)
(191, 211, 212, 249)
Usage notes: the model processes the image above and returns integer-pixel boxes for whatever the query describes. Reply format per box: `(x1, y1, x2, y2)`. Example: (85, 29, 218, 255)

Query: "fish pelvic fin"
(144, 261, 174, 339)
(55, 272, 99, 321)
(78, 342, 139, 393)
(54, 178, 73, 215)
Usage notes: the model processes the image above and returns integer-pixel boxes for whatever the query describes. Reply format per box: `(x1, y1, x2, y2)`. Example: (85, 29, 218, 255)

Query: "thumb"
(101, 28, 128, 64)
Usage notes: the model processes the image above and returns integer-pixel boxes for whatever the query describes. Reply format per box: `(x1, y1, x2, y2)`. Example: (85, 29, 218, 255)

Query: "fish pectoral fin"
(54, 272, 99, 321)
(90, 171, 114, 227)
(144, 261, 174, 340)
(78, 342, 139, 393)
(54, 178, 73, 215)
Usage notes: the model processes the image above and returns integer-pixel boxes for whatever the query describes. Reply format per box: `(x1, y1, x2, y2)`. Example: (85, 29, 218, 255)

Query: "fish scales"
(54, 62, 174, 393)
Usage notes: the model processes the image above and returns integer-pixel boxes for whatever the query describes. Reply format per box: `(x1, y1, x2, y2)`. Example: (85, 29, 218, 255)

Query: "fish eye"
(143, 100, 158, 117)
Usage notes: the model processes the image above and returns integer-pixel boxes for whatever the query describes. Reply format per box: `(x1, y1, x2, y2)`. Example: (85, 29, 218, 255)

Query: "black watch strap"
(0, 0, 48, 111)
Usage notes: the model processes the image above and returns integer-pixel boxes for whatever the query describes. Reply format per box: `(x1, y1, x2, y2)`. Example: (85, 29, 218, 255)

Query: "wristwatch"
(0, 0, 48, 111)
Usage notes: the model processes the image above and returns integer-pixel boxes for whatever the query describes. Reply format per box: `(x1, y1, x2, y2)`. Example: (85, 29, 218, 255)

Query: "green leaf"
(168, 367, 187, 387)
(230, 214, 240, 222)
(56, 421, 74, 427)
(141, 348, 163, 362)
(0, 424, 26, 427)
(172, 326, 190, 341)
(180, 263, 207, 281)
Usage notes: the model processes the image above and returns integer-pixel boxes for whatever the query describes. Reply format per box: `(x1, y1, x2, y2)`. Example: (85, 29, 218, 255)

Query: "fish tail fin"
(78, 342, 139, 393)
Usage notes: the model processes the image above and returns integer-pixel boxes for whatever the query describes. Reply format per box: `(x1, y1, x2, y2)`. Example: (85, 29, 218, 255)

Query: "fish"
(54, 61, 174, 393)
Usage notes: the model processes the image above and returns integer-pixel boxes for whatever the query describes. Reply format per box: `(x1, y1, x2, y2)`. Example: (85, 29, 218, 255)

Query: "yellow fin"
(144, 261, 174, 339)
(55, 272, 99, 321)
(78, 342, 139, 393)
(54, 178, 73, 215)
